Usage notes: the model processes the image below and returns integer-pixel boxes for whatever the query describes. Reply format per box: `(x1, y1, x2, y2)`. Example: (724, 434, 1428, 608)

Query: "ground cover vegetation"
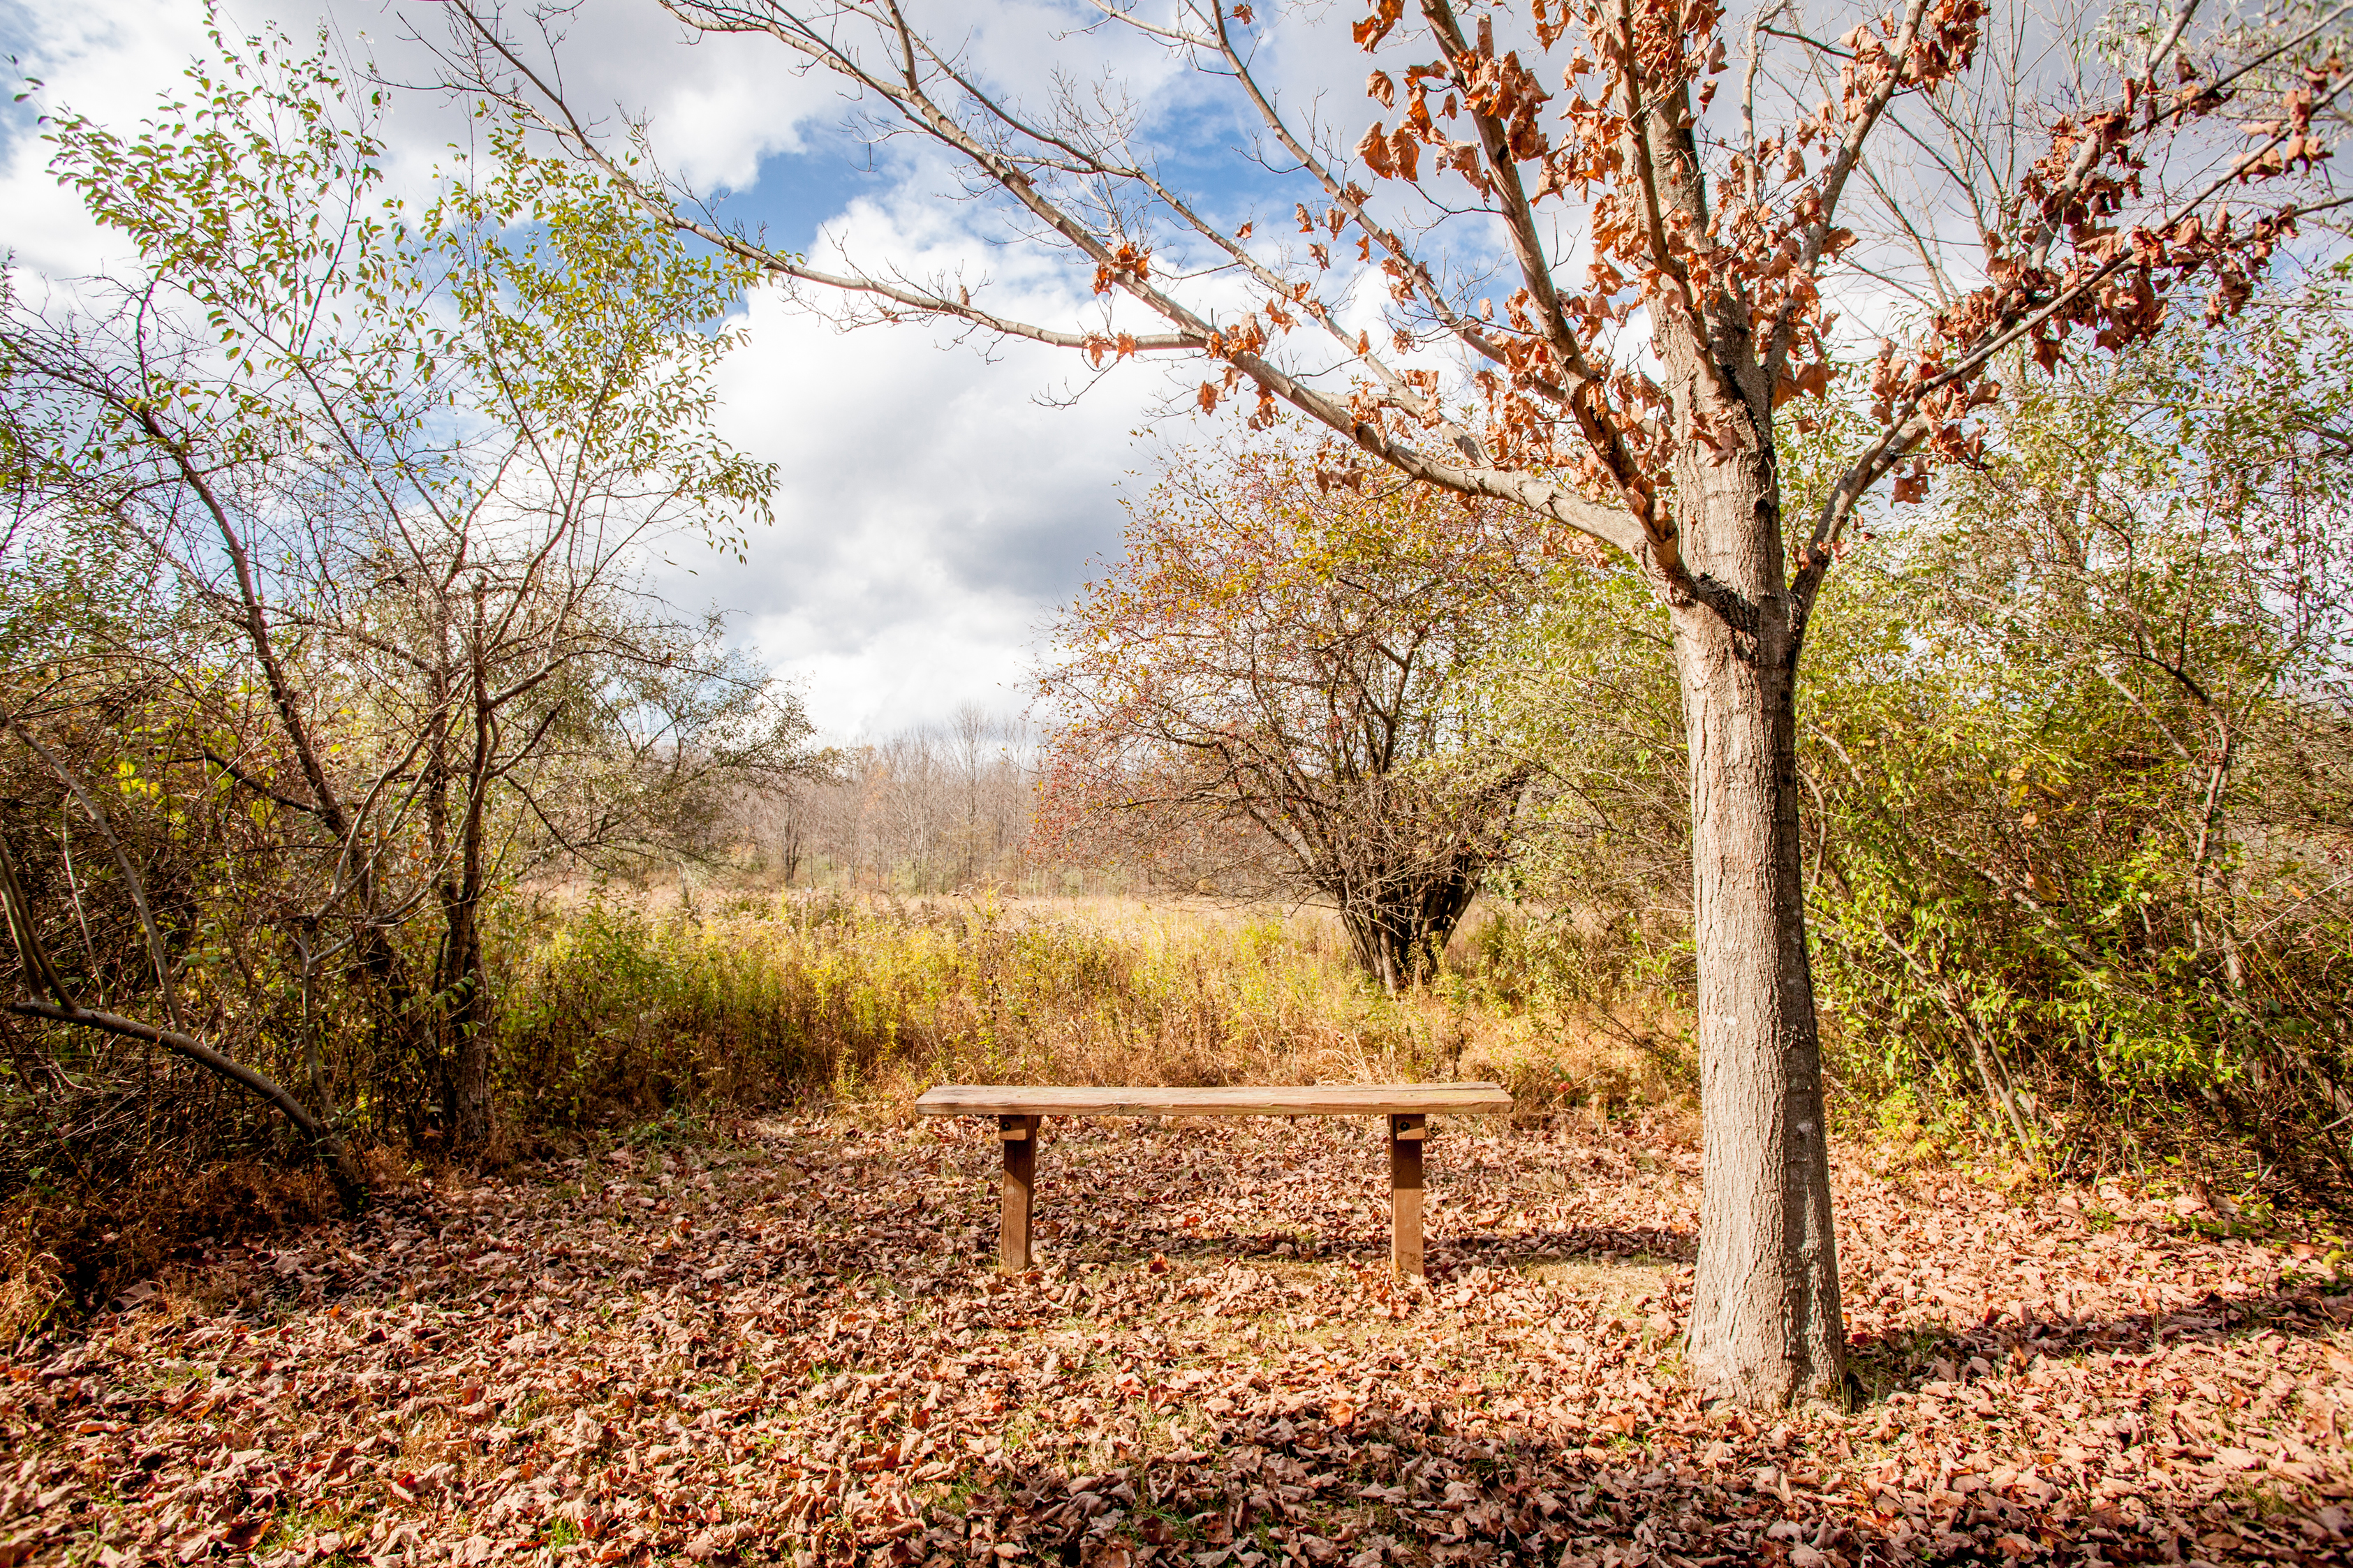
(7, 1113, 2353, 1565)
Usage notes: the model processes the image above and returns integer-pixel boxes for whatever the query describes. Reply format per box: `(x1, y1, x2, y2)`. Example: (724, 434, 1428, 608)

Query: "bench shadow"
(1445, 1224, 1697, 1266)
(1037, 1221, 1695, 1273)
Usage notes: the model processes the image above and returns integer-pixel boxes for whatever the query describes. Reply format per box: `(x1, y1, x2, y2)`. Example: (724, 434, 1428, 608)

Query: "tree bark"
(1336, 863, 1481, 994)
(445, 903, 492, 1152)
(1671, 533, 1847, 1409)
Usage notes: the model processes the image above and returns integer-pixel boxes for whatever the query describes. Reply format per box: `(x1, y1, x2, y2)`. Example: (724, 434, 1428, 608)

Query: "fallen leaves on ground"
(3, 1114, 2350, 1566)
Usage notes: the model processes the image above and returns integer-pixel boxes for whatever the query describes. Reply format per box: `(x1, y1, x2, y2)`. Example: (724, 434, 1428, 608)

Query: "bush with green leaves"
(0, 19, 811, 1175)
(1493, 276, 2353, 1190)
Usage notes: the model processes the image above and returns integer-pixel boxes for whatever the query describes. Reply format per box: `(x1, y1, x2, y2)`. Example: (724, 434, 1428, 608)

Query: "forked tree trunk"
(1669, 464, 1847, 1407)
(1336, 864, 1482, 993)
(1340, 896, 1419, 993)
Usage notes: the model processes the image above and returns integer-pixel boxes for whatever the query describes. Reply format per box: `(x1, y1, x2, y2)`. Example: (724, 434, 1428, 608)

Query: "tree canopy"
(1040, 441, 1544, 988)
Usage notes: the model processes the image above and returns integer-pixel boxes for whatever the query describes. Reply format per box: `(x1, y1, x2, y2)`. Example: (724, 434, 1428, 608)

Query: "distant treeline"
(716, 707, 1053, 897)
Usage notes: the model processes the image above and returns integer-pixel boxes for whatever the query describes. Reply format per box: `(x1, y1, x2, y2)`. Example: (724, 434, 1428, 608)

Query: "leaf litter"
(3, 1114, 2350, 1566)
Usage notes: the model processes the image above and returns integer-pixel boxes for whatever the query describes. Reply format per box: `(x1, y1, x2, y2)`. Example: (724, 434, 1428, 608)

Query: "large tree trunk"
(1669, 476, 1846, 1407)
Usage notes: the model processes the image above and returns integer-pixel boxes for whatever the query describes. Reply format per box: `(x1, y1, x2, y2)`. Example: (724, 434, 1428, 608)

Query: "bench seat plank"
(914, 1083, 1512, 1118)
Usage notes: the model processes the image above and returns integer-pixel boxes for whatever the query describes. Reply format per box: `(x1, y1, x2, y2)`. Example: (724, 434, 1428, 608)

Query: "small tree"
(1039, 443, 1541, 989)
(1, 22, 810, 1155)
(457, 0, 2345, 1403)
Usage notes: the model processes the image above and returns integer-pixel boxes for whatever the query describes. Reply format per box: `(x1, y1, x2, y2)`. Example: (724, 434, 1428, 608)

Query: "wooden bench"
(912, 1083, 1514, 1278)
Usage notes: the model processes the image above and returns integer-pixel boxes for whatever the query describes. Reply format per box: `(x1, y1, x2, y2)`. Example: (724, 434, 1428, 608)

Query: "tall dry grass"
(493, 890, 1691, 1126)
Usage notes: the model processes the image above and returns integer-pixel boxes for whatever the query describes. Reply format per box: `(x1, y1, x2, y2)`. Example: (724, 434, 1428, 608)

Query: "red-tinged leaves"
(1329, 0, 2331, 552)
(1532, 0, 1571, 50)
(1352, 121, 1423, 183)
(1090, 242, 1151, 296)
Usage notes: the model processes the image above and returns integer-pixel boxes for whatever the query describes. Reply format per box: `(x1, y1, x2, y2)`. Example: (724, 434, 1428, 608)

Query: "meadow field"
(485, 889, 1693, 1145)
(0, 889, 1681, 1338)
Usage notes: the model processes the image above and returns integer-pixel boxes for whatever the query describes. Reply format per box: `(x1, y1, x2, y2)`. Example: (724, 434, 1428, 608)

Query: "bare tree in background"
(729, 712, 1039, 892)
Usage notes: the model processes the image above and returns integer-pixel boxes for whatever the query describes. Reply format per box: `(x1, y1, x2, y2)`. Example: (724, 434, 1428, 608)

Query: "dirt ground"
(5, 1112, 2350, 1566)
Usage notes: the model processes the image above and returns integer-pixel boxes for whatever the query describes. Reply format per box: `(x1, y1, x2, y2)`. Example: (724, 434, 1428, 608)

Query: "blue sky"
(15, 0, 2326, 749)
(3, 0, 1319, 739)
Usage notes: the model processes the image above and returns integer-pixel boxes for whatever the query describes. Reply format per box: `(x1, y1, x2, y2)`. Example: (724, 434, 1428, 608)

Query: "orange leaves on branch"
(1084, 332, 1141, 368)
(2235, 72, 2337, 180)
(1771, 360, 1833, 410)
(1910, 0, 1993, 87)
(1355, 121, 1421, 182)
(1203, 316, 1271, 367)
(1891, 26, 2332, 425)
(1091, 243, 1152, 295)
(1351, 8, 1551, 199)
(1311, 0, 2329, 533)
(1530, 0, 1571, 50)
(1352, 0, 1403, 49)
(1312, 459, 1368, 494)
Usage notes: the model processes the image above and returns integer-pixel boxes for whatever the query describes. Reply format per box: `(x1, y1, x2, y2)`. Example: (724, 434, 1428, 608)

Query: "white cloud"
(662, 186, 1170, 739)
(8, 0, 1515, 746)
(5, 0, 1198, 745)
(0, 0, 219, 278)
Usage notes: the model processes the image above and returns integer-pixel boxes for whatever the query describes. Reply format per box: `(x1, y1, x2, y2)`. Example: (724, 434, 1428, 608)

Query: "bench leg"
(1389, 1113, 1425, 1278)
(1000, 1115, 1040, 1272)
